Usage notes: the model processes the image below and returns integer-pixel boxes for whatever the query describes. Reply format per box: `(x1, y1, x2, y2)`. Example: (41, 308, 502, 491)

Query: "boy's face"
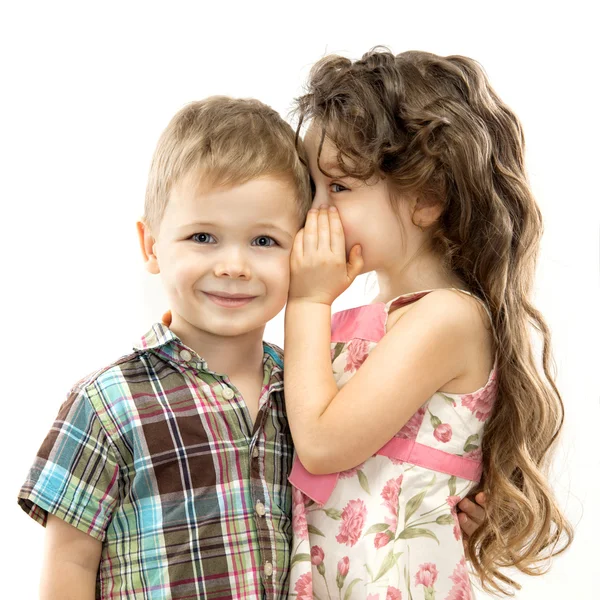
(142, 174, 302, 339)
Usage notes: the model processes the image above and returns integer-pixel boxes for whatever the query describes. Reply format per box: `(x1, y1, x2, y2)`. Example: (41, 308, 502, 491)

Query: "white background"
(1, 1, 598, 598)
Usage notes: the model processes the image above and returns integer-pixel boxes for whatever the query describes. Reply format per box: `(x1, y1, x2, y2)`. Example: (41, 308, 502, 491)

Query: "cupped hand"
(288, 206, 363, 306)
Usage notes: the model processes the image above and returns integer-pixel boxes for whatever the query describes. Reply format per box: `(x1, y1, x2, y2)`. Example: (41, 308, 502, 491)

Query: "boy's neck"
(168, 316, 267, 378)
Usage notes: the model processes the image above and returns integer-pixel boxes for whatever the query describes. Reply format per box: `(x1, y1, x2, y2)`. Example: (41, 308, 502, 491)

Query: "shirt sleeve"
(17, 385, 121, 541)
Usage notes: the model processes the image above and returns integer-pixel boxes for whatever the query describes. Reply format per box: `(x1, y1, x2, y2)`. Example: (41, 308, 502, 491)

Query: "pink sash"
(288, 437, 482, 505)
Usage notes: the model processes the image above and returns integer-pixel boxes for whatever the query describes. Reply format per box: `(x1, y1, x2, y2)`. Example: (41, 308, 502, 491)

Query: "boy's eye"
(330, 183, 348, 193)
(191, 233, 216, 244)
(252, 236, 277, 247)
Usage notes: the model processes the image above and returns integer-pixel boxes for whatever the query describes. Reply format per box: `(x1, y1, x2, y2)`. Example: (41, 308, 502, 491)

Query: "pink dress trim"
(289, 439, 482, 506)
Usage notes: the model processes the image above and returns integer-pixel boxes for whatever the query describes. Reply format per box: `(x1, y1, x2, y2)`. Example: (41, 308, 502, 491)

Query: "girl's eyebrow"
(318, 164, 349, 178)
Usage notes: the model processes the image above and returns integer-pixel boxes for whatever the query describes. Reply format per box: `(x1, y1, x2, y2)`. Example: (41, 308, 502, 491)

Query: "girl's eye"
(191, 233, 216, 244)
(330, 183, 348, 193)
(252, 236, 277, 247)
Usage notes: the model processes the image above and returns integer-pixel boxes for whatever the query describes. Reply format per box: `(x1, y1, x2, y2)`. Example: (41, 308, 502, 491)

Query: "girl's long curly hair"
(295, 48, 573, 595)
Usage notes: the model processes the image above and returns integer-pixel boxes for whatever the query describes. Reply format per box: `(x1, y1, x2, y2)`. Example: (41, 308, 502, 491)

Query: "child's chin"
(197, 318, 261, 338)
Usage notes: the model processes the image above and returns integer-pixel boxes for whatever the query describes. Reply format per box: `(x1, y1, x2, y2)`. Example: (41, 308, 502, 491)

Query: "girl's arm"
(41, 515, 102, 600)
(285, 206, 480, 474)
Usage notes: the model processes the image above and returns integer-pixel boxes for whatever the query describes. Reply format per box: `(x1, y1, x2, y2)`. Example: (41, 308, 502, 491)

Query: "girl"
(285, 49, 572, 599)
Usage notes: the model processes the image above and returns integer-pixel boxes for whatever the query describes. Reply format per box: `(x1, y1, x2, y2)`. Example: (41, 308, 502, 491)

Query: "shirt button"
(255, 500, 266, 517)
(179, 349, 192, 362)
(252, 447, 259, 459)
(222, 386, 235, 400)
(263, 561, 273, 577)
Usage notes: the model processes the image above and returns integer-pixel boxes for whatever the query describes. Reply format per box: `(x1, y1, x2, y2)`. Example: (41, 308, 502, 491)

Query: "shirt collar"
(133, 323, 283, 376)
(134, 322, 180, 351)
(134, 323, 208, 371)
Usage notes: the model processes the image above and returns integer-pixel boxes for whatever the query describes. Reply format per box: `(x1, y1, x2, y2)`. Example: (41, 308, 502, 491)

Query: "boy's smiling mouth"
(202, 291, 258, 308)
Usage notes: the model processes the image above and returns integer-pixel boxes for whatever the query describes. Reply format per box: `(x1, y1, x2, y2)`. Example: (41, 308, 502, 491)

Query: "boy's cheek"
(276, 256, 292, 283)
(171, 254, 203, 281)
(263, 258, 292, 300)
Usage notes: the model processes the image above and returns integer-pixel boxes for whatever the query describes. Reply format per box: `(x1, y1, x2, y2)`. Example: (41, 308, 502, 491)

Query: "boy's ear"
(136, 220, 160, 274)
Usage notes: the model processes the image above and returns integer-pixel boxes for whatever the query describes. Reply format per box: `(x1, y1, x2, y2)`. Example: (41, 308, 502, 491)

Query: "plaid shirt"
(18, 324, 294, 599)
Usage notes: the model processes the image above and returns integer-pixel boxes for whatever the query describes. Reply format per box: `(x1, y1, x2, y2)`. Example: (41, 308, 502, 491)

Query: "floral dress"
(287, 290, 497, 600)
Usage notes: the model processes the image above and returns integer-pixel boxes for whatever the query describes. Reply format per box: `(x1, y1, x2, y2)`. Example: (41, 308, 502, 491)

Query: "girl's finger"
(317, 206, 330, 251)
(347, 244, 364, 282)
(328, 206, 346, 258)
(457, 496, 486, 525)
(292, 228, 304, 260)
(303, 209, 318, 254)
(458, 512, 479, 538)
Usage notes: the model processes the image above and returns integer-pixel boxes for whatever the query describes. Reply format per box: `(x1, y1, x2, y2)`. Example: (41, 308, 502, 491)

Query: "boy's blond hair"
(144, 96, 312, 231)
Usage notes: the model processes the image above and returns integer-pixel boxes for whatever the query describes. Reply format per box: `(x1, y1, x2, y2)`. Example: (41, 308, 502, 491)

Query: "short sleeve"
(18, 386, 121, 541)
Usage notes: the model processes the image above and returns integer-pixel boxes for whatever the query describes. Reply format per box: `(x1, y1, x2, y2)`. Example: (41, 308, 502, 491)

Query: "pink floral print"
(310, 545, 324, 565)
(434, 423, 453, 442)
(446, 496, 461, 509)
(463, 446, 482, 462)
(415, 563, 439, 587)
(381, 475, 404, 507)
(461, 370, 497, 421)
(386, 586, 402, 600)
(336, 498, 367, 546)
(389, 405, 428, 468)
(445, 558, 472, 600)
(293, 572, 313, 600)
(375, 531, 393, 548)
(447, 495, 463, 541)
(344, 338, 370, 372)
(381, 475, 403, 530)
(453, 519, 462, 541)
(292, 487, 308, 540)
(337, 556, 350, 577)
(336, 556, 351, 591)
(395, 405, 426, 440)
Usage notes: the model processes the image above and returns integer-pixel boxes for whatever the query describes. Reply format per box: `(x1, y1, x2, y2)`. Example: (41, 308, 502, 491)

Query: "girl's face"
(304, 127, 419, 274)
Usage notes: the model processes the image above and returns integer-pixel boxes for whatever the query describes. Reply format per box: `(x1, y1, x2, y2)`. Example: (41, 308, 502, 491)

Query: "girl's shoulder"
(330, 287, 489, 326)
(385, 288, 495, 394)
(386, 288, 492, 335)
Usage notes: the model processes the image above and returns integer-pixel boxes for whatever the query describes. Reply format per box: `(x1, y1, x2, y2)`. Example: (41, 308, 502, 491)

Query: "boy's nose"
(214, 250, 251, 279)
(214, 264, 251, 279)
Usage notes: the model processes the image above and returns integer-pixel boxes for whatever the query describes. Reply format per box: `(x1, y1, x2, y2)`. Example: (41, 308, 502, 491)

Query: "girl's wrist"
(286, 296, 333, 309)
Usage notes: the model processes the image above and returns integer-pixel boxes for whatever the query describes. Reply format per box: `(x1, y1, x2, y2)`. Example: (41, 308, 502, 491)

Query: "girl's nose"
(311, 185, 330, 209)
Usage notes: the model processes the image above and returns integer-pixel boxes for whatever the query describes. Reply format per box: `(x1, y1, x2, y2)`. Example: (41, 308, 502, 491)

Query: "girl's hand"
(288, 206, 363, 305)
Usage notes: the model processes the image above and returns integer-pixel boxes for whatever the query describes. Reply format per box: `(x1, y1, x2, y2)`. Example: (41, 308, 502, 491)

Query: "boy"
(18, 96, 312, 599)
